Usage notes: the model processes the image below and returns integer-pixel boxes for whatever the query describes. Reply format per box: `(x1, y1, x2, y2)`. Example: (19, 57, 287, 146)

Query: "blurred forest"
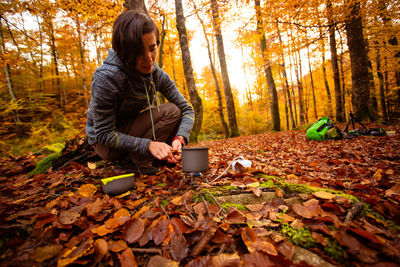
(0, 0, 399, 156)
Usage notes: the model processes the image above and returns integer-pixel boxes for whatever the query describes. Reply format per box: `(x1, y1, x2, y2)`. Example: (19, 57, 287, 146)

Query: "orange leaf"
(94, 239, 108, 262)
(118, 248, 138, 267)
(77, 184, 97, 197)
(313, 191, 335, 200)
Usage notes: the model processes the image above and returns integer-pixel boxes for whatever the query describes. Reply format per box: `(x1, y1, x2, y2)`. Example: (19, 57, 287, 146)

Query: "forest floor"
(0, 122, 399, 267)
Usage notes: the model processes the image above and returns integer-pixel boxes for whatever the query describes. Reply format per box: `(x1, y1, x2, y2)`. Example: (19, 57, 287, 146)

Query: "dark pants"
(93, 103, 181, 165)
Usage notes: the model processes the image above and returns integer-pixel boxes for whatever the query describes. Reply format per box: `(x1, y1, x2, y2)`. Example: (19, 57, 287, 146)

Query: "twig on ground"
(130, 248, 162, 255)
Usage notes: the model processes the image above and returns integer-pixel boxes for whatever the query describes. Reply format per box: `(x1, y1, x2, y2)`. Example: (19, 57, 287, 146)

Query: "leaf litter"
(0, 125, 399, 266)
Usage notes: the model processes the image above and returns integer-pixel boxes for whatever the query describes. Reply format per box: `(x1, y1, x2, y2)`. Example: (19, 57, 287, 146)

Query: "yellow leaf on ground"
(77, 184, 97, 197)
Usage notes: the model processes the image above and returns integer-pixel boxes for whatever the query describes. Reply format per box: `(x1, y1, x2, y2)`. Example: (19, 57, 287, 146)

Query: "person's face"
(135, 32, 158, 74)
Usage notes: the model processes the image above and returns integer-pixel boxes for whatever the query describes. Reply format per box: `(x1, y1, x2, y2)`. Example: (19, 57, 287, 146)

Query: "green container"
(306, 116, 332, 141)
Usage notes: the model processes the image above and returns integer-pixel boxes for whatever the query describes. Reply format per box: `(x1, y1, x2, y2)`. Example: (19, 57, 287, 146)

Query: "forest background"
(0, 0, 399, 157)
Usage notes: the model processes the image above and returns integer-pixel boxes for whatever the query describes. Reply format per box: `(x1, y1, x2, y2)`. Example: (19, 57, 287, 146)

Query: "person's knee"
(164, 103, 181, 120)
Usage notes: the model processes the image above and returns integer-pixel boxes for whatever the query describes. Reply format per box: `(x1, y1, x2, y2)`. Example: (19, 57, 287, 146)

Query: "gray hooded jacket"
(85, 48, 194, 155)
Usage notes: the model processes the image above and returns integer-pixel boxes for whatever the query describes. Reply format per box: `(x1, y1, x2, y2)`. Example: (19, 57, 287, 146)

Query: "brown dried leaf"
(86, 198, 103, 218)
(59, 209, 81, 225)
(30, 244, 62, 262)
(147, 255, 179, 267)
(122, 218, 145, 244)
(212, 252, 240, 267)
(109, 240, 128, 252)
(241, 251, 273, 266)
(292, 203, 313, 219)
(152, 218, 170, 246)
(170, 232, 189, 262)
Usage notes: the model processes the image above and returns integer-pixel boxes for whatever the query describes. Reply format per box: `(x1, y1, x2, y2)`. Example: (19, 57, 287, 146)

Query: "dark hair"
(112, 10, 160, 66)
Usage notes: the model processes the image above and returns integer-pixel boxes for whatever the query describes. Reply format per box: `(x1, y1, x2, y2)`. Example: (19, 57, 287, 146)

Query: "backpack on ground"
(306, 117, 342, 141)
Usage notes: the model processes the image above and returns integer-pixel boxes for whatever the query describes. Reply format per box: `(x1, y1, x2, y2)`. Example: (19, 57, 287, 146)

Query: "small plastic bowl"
(101, 173, 135, 195)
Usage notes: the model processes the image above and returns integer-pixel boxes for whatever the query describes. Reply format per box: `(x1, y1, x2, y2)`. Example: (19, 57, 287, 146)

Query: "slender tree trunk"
(276, 22, 295, 129)
(318, 23, 333, 118)
(376, 46, 388, 121)
(76, 16, 88, 108)
(306, 41, 318, 120)
(175, 0, 203, 142)
(194, 7, 229, 137)
(326, 0, 344, 122)
(338, 29, 347, 118)
(254, 0, 280, 131)
(46, 18, 63, 106)
(211, 0, 239, 137)
(158, 12, 166, 69)
(345, 0, 372, 120)
(293, 50, 305, 124)
(287, 53, 298, 126)
(0, 19, 20, 124)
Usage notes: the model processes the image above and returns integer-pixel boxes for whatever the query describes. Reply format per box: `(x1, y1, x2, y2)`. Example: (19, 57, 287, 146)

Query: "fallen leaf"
(170, 232, 189, 261)
(109, 240, 128, 252)
(313, 191, 335, 200)
(87, 162, 97, 170)
(94, 239, 108, 262)
(57, 238, 93, 267)
(86, 198, 103, 218)
(385, 184, 400, 197)
(31, 244, 62, 262)
(118, 248, 138, 267)
(76, 184, 97, 197)
(59, 209, 81, 225)
(242, 251, 273, 266)
(122, 218, 145, 244)
(292, 203, 313, 219)
(212, 252, 240, 267)
(147, 255, 179, 267)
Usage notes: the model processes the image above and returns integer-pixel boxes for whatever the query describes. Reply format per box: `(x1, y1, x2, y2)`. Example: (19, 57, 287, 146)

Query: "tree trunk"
(194, 7, 229, 138)
(338, 29, 347, 118)
(376, 46, 388, 121)
(76, 15, 88, 108)
(276, 22, 295, 129)
(318, 22, 333, 118)
(306, 40, 318, 121)
(158, 12, 166, 69)
(46, 18, 63, 106)
(293, 50, 305, 124)
(125, 0, 147, 13)
(254, 0, 280, 131)
(345, 0, 372, 121)
(0, 19, 20, 124)
(210, 0, 239, 137)
(326, 0, 344, 122)
(175, 0, 203, 143)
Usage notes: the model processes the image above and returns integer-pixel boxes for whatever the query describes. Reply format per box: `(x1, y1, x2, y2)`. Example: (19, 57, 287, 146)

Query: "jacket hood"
(104, 48, 159, 79)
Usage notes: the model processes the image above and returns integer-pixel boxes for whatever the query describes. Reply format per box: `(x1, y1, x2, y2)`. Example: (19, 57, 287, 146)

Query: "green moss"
(259, 180, 275, 188)
(324, 238, 349, 264)
(29, 151, 61, 176)
(362, 206, 400, 231)
(42, 143, 65, 153)
(221, 202, 248, 211)
(257, 149, 265, 154)
(280, 223, 316, 249)
(156, 183, 166, 187)
(160, 199, 169, 208)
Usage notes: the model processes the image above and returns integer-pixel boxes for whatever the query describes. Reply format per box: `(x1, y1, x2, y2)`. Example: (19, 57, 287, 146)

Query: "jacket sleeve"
(90, 70, 151, 155)
(157, 70, 194, 143)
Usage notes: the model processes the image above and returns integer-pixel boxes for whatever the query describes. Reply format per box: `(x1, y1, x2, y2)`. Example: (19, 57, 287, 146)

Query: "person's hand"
(148, 141, 177, 163)
(171, 138, 183, 162)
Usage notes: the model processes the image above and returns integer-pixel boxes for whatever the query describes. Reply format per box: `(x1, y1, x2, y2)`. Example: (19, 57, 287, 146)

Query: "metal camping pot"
(182, 147, 209, 172)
